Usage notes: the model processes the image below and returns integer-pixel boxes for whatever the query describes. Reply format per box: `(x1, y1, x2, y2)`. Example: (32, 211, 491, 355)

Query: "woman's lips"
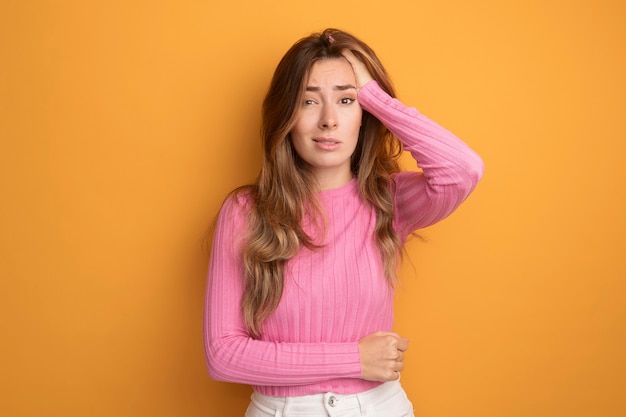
(313, 137, 340, 151)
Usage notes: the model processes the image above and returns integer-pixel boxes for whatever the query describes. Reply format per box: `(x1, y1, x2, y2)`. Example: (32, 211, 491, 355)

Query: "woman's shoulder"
(210, 186, 256, 239)
(221, 185, 255, 216)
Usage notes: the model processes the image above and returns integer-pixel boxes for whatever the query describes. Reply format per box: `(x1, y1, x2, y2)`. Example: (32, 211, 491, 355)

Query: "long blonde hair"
(239, 28, 403, 337)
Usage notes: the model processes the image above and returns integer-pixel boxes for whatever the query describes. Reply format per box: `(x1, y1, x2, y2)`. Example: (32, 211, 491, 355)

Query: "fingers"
(396, 336, 409, 352)
(385, 362, 404, 382)
(377, 364, 403, 382)
(373, 331, 409, 353)
(383, 334, 408, 380)
(340, 49, 359, 66)
(358, 331, 409, 382)
(340, 48, 374, 90)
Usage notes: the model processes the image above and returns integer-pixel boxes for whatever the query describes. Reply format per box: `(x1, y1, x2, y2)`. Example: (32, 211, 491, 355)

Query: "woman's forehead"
(306, 58, 355, 87)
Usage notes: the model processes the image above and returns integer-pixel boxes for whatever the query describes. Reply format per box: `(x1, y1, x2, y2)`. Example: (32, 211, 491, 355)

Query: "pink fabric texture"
(204, 81, 484, 397)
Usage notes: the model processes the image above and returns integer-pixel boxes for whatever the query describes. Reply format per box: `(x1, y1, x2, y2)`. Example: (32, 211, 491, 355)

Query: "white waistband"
(250, 380, 405, 415)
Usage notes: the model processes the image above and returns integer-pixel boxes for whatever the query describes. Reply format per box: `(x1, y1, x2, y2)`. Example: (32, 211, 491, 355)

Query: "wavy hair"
(239, 28, 403, 337)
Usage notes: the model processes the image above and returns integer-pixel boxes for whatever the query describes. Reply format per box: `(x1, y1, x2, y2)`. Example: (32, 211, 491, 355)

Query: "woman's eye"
(340, 98, 355, 104)
(304, 99, 316, 105)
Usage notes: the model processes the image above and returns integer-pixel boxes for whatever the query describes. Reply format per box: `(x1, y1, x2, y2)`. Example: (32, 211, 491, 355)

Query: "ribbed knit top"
(203, 81, 484, 396)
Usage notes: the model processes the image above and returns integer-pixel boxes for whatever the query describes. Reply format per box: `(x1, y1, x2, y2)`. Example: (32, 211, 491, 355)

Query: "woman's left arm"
(357, 80, 484, 239)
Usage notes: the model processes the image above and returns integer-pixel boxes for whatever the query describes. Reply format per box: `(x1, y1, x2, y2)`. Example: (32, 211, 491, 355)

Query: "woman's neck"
(313, 169, 354, 191)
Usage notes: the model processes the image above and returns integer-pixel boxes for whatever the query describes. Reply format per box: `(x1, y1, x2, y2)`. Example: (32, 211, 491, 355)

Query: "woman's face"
(290, 58, 362, 190)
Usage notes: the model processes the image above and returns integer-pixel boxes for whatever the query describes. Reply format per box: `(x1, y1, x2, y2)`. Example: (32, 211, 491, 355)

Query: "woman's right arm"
(204, 194, 367, 386)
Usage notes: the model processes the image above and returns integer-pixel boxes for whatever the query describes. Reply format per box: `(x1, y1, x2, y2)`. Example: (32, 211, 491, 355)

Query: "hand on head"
(341, 49, 374, 91)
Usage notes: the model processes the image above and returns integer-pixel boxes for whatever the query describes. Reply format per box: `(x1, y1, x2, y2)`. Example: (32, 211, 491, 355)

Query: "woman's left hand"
(341, 49, 374, 91)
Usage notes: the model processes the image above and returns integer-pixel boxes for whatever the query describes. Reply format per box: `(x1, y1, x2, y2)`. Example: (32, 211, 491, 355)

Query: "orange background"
(1, 1, 625, 416)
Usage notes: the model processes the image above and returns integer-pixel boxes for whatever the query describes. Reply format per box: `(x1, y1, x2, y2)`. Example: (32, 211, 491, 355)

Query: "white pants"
(244, 380, 415, 417)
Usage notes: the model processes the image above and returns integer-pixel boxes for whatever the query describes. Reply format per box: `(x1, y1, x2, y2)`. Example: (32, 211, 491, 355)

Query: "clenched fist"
(358, 331, 409, 382)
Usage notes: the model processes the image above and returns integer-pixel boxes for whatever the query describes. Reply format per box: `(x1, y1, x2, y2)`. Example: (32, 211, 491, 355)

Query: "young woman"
(204, 28, 483, 417)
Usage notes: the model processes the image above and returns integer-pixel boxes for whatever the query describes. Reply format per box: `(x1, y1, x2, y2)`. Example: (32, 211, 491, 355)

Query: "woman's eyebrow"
(305, 84, 357, 91)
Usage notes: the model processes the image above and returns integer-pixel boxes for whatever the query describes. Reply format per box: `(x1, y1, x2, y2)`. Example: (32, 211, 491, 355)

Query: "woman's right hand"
(358, 331, 409, 382)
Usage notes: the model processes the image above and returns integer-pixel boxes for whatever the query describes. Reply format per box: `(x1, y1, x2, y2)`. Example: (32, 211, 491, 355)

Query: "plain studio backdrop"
(1, 1, 624, 416)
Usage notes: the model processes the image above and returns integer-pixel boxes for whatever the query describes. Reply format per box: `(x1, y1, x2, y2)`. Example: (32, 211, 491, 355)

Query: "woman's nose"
(319, 105, 338, 129)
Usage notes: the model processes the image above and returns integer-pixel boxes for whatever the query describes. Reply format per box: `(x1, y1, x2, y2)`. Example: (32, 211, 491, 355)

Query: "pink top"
(203, 81, 484, 397)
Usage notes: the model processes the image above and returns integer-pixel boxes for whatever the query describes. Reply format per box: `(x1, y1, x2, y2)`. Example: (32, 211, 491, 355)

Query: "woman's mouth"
(313, 137, 340, 151)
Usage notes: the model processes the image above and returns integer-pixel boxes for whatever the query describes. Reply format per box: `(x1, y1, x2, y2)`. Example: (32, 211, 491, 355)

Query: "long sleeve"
(203, 194, 363, 388)
(357, 81, 484, 240)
